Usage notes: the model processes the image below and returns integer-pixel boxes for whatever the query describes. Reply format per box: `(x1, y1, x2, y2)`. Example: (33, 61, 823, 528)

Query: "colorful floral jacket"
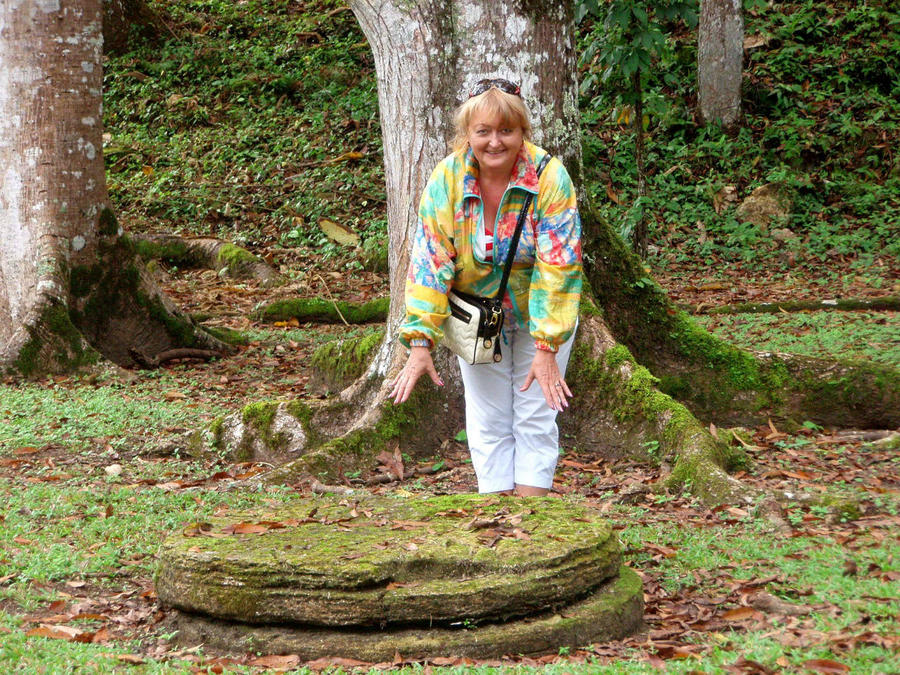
(399, 140, 582, 353)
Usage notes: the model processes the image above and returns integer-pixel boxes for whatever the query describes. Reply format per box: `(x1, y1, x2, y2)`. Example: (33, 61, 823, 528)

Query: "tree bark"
(350, 0, 582, 384)
(698, 0, 744, 127)
(0, 0, 228, 375)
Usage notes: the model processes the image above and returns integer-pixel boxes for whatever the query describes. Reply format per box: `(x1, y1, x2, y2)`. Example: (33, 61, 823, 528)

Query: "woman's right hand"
(389, 346, 443, 404)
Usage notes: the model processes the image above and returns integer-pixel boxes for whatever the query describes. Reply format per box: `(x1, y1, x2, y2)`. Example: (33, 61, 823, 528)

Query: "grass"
(0, 373, 226, 451)
(697, 310, 900, 366)
(2, 470, 897, 672)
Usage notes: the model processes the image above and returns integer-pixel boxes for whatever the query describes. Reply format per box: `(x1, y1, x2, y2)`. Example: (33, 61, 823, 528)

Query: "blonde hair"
(451, 87, 532, 152)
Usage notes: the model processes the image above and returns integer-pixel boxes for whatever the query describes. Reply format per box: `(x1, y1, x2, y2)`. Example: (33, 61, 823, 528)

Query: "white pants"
(457, 324, 576, 493)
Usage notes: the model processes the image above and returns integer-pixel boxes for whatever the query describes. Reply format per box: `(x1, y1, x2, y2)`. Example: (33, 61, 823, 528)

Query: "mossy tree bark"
(214, 0, 582, 481)
(0, 0, 229, 377)
(131, 233, 282, 286)
(581, 206, 900, 430)
(217, 0, 898, 504)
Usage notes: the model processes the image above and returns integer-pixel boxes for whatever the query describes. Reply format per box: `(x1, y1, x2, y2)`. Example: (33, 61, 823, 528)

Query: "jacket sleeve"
(528, 159, 583, 352)
(398, 163, 458, 349)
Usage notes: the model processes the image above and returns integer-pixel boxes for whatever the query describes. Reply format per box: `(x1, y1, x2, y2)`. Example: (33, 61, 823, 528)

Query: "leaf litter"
(1, 254, 896, 672)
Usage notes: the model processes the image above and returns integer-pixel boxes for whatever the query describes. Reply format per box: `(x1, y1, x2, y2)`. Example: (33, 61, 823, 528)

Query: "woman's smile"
(467, 111, 524, 176)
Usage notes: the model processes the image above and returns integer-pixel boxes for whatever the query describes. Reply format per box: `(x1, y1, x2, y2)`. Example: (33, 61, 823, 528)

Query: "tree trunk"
(0, 0, 228, 376)
(351, 0, 582, 385)
(698, 0, 743, 127)
(210, 0, 899, 505)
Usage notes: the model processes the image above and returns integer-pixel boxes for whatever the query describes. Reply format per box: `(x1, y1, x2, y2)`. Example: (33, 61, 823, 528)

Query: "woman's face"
(467, 111, 523, 176)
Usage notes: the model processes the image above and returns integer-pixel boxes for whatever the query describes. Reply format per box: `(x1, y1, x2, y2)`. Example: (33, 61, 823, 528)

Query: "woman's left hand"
(521, 348, 572, 412)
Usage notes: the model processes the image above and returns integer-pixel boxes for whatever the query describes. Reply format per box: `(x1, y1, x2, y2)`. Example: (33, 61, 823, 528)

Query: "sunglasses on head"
(469, 78, 521, 98)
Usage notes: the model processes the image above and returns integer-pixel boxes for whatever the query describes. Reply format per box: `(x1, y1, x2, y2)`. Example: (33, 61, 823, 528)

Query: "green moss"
(200, 324, 248, 346)
(284, 400, 313, 426)
(578, 291, 604, 319)
(216, 243, 258, 273)
(309, 330, 384, 393)
(133, 238, 191, 263)
(97, 207, 120, 236)
(604, 343, 633, 370)
(70, 265, 103, 298)
(257, 297, 388, 324)
(283, 384, 445, 482)
(137, 288, 200, 347)
(12, 302, 98, 377)
(209, 417, 225, 451)
(284, 399, 326, 447)
(12, 331, 42, 377)
(239, 401, 290, 457)
(242, 401, 278, 432)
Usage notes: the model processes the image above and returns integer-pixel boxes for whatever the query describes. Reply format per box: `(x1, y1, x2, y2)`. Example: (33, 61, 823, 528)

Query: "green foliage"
(579, 0, 900, 276)
(697, 311, 900, 368)
(103, 0, 385, 265)
(577, 0, 697, 95)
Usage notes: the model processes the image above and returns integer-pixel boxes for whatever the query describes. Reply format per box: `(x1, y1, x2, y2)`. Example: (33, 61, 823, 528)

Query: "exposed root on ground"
(684, 295, 900, 315)
(131, 233, 282, 286)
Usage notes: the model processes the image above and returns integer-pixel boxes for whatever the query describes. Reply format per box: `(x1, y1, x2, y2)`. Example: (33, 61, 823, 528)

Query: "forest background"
(0, 0, 898, 672)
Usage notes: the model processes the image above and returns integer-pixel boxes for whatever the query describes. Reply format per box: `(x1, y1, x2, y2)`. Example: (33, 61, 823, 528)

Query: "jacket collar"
(462, 141, 540, 199)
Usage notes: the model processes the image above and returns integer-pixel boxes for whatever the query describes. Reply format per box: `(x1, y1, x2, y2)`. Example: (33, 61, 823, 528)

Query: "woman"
(389, 78, 582, 496)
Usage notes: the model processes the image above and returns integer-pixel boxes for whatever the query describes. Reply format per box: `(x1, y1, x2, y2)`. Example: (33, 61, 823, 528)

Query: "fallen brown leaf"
(802, 659, 850, 674)
(722, 606, 762, 621)
(222, 522, 269, 535)
(25, 623, 84, 640)
(248, 654, 301, 668)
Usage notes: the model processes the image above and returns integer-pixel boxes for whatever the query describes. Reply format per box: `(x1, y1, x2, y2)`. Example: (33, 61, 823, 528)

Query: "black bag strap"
(493, 153, 552, 308)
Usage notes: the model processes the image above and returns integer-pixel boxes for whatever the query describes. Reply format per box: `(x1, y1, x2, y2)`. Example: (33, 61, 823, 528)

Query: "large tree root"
(686, 295, 900, 315)
(204, 354, 465, 487)
(130, 233, 282, 286)
(560, 313, 761, 507)
(72, 236, 233, 369)
(581, 206, 900, 429)
(204, 313, 768, 508)
(255, 296, 389, 324)
(5, 233, 233, 376)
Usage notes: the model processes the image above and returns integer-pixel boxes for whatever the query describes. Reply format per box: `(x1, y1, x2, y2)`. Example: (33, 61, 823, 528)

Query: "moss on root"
(256, 297, 389, 324)
(267, 382, 450, 484)
(200, 324, 248, 346)
(579, 205, 894, 428)
(138, 289, 202, 348)
(11, 302, 99, 377)
(215, 243, 260, 274)
(238, 402, 290, 459)
(309, 330, 385, 393)
(567, 327, 753, 505)
(132, 238, 192, 264)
